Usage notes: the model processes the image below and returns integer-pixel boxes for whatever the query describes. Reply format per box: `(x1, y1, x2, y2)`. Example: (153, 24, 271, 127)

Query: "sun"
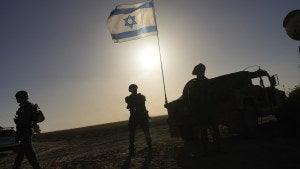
(136, 44, 160, 70)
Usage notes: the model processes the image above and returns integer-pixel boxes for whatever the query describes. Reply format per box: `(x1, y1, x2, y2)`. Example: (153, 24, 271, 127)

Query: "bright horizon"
(0, 0, 299, 132)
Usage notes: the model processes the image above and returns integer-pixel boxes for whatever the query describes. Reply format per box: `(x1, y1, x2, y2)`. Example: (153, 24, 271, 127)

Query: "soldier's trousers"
(200, 123, 222, 153)
(13, 133, 40, 169)
(128, 116, 152, 149)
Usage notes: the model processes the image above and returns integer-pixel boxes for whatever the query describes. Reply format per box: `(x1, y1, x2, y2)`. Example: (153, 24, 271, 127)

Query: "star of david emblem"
(123, 15, 137, 29)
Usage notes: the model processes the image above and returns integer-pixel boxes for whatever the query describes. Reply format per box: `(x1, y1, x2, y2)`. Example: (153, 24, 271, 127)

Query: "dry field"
(0, 115, 299, 169)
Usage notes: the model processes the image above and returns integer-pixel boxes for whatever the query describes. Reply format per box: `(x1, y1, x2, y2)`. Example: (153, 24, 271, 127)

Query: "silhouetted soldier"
(183, 63, 222, 155)
(125, 84, 152, 156)
(13, 91, 41, 169)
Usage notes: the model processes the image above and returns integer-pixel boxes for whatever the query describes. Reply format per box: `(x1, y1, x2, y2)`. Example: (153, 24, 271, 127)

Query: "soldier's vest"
(183, 77, 209, 108)
(125, 93, 147, 118)
(182, 77, 213, 126)
(15, 102, 37, 130)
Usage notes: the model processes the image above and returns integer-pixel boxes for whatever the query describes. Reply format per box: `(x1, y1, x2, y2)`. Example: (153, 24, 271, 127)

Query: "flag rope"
(152, 0, 168, 104)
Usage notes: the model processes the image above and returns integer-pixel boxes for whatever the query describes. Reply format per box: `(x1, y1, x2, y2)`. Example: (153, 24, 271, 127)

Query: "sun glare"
(137, 44, 160, 70)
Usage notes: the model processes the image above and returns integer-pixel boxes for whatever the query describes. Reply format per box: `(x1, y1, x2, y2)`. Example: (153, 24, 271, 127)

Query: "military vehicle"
(0, 127, 19, 152)
(165, 68, 286, 139)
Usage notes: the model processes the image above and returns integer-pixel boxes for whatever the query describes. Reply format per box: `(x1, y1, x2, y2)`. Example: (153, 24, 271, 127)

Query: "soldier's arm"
(146, 110, 151, 119)
(141, 95, 150, 118)
(15, 126, 20, 143)
(125, 96, 130, 109)
(32, 104, 39, 123)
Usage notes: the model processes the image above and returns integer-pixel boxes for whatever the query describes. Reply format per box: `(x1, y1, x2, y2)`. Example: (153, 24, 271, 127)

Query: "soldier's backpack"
(33, 104, 45, 123)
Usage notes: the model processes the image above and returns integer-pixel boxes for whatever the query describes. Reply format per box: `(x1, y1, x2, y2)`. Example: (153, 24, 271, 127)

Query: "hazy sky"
(0, 0, 299, 132)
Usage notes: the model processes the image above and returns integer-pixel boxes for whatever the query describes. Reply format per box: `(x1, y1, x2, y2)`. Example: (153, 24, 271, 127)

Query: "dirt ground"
(0, 115, 299, 169)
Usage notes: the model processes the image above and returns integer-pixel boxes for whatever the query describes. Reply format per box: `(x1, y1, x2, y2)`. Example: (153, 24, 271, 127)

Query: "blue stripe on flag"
(109, 1, 153, 17)
(111, 26, 157, 40)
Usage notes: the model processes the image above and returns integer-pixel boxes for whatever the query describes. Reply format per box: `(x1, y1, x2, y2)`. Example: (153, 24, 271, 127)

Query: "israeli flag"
(107, 1, 157, 43)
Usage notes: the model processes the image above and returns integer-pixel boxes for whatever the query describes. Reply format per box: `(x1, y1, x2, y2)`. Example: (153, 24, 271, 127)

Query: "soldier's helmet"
(192, 63, 206, 75)
(15, 91, 29, 100)
(129, 84, 138, 92)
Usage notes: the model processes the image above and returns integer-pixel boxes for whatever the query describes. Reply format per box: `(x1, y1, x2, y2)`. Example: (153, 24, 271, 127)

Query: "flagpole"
(152, 0, 168, 104)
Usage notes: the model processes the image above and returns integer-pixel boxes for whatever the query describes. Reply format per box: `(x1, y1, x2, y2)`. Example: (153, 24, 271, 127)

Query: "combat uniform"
(183, 75, 222, 154)
(13, 101, 40, 169)
(125, 93, 152, 154)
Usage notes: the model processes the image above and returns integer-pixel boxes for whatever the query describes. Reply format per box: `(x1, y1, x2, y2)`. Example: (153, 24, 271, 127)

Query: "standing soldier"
(125, 84, 152, 156)
(183, 63, 222, 155)
(13, 91, 41, 169)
